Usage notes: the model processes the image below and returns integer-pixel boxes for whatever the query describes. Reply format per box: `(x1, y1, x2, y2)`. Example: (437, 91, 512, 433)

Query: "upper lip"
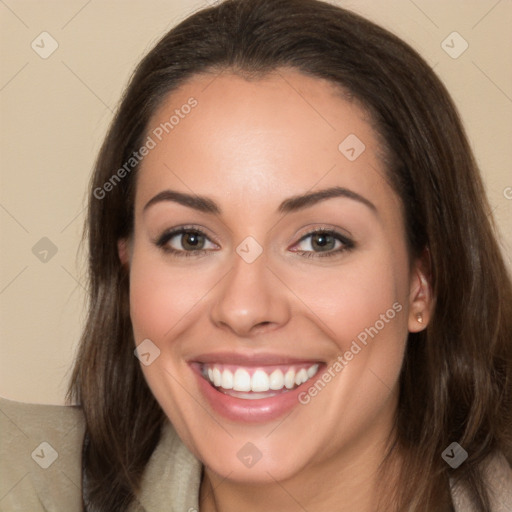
(189, 351, 324, 366)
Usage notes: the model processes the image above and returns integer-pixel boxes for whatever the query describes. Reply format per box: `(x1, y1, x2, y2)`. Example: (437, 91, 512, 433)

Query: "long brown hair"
(66, 0, 512, 510)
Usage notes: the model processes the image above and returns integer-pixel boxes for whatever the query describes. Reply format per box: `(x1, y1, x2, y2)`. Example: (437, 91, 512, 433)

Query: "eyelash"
(154, 225, 355, 259)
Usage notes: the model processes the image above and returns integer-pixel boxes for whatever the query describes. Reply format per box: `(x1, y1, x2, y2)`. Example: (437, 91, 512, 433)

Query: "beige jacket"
(1, 395, 511, 511)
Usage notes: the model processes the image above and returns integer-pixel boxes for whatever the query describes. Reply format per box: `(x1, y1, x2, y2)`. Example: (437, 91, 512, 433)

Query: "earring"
(416, 313, 423, 324)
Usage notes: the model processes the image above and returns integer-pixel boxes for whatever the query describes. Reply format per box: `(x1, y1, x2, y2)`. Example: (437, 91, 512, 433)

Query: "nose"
(209, 249, 292, 337)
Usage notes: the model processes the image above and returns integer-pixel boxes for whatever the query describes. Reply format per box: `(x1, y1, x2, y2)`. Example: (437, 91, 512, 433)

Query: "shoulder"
(451, 451, 512, 512)
(0, 395, 85, 511)
(484, 452, 512, 511)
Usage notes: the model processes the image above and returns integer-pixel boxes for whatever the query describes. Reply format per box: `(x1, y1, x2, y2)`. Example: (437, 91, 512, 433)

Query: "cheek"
(127, 250, 215, 445)
(286, 256, 408, 447)
(281, 252, 408, 353)
(128, 251, 213, 343)
(282, 249, 409, 416)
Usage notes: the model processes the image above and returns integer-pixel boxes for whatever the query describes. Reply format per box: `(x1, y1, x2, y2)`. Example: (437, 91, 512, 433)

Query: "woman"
(1, 0, 511, 510)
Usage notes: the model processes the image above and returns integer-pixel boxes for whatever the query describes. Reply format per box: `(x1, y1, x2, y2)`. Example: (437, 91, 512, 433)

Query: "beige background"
(1, 0, 511, 405)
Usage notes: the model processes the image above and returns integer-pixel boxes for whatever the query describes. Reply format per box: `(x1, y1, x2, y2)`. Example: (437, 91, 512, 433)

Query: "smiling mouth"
(198, 363, 321, 399)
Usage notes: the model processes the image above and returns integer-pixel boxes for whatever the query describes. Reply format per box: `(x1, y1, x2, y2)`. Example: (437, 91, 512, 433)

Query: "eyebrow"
(143, 186, 377, 215)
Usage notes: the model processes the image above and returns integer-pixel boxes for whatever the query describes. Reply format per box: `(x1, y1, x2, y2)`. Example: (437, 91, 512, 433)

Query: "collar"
(135, 419, 203, 512)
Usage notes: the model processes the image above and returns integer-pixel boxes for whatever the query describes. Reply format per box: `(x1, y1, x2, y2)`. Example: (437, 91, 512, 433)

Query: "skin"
(118, 68, 433, 512)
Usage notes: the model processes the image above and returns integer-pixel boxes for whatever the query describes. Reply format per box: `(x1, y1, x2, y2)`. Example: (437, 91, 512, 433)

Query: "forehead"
(135, 69, 394, 217)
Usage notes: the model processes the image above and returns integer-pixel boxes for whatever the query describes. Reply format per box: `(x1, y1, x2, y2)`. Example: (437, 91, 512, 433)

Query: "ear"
(117, 237, 131, 269)
(408, 247, 434, 332)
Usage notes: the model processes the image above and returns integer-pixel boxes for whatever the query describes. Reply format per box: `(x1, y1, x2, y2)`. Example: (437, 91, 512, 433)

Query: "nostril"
(254, 321, 272, 330)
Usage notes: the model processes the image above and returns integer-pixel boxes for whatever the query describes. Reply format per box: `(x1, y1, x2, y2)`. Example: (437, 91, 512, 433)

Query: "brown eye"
(155, 227, 216, 257)
(179, 231, 206, 250)
(310, 232, 337, 252)
(292, 229, 355, 258)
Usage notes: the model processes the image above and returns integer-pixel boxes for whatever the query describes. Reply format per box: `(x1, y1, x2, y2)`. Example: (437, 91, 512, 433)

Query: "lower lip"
(190, 364, 323, 424)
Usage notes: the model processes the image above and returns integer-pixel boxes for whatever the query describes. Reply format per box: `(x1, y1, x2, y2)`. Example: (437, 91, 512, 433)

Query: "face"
(119, 69, 431, 484)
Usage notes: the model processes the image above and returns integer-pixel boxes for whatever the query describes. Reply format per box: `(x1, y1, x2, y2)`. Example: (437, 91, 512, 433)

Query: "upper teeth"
(203, 364, 320, 393)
